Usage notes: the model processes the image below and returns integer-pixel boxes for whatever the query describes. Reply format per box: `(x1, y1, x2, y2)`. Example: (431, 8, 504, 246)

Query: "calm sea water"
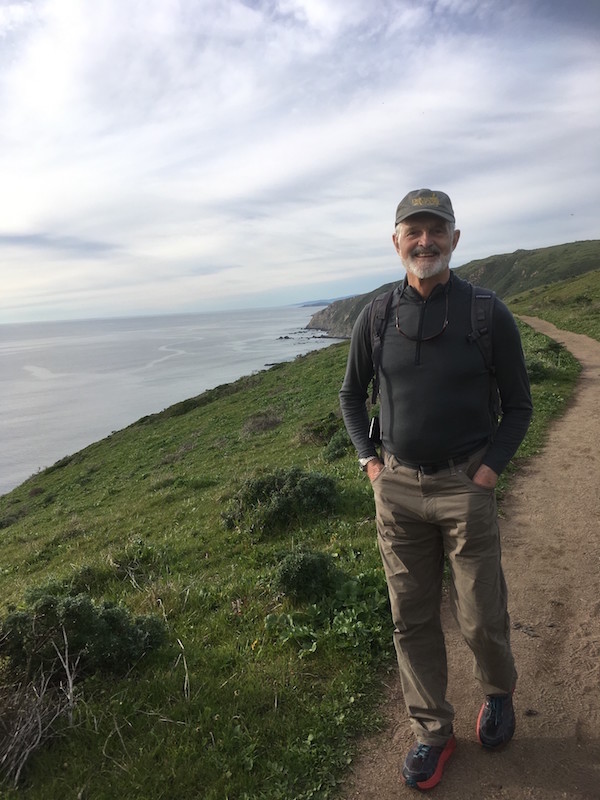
(0, 306, 339, 496)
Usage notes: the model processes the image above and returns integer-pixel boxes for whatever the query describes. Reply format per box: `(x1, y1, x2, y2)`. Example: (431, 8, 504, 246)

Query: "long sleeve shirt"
(339, 273, 533, 475)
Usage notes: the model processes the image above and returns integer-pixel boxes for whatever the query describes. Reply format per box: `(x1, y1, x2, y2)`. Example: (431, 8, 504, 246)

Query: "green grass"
(507, 268, 600, 342)
(0, 323, 581, 798)
(455, 239, 600, 298)
(494, 322, 581, 500)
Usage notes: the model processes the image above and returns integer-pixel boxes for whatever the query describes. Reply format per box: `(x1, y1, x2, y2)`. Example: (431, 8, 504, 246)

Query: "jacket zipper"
(415, 300, 427, 365)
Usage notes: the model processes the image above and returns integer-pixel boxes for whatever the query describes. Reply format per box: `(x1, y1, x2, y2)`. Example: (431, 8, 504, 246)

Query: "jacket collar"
(398, 271, 453, 301)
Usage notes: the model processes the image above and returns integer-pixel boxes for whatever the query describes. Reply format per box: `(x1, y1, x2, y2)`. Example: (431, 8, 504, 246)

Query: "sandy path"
(342, 317, 600, 800)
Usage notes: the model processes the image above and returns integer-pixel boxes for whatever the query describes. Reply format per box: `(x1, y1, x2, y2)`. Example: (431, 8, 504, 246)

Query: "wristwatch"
(359, 456, 378, 472)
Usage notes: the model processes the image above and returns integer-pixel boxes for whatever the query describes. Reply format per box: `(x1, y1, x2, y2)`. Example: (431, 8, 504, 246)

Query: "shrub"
(222, 466, 337, 536)
(0, 588, 167, 787)
(276, 550, 340, 602)
(323, 429, 351, 462)
(0, 591, 166, 679)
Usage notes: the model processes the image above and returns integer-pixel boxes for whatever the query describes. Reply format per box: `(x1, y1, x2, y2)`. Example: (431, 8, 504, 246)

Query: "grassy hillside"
(507, 268, 600, 341)
(309, 240, 600, 338)
(0, 321, 581, 799)
(454, 239, 600, 297)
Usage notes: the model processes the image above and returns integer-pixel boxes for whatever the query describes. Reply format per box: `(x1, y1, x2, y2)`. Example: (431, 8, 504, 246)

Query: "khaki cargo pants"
(372, 447, 516, 746)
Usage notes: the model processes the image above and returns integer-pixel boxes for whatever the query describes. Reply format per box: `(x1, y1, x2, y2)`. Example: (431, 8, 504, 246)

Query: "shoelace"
(486, 696, 503, 725)
(413, 744, 433, 761)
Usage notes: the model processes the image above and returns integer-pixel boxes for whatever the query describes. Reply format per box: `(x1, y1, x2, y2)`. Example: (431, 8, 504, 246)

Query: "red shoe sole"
(476, 702, 486, 746)
(406, 735, 457, 791)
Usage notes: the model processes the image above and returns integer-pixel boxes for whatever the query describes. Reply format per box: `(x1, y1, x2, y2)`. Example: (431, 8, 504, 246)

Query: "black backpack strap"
(369, 289, 395, 405)
(467, 285, 496, 373)
(467, 284, 500, 429)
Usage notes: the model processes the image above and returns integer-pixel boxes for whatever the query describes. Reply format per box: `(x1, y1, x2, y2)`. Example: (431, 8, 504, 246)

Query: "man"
(339, 189, 532, 790)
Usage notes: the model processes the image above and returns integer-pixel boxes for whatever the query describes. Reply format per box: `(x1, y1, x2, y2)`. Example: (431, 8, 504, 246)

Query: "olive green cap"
(395, 189, 455, 225)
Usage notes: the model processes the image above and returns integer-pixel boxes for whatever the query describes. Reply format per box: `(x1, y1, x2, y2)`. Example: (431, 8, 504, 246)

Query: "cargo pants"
(372, 447, 516, 746)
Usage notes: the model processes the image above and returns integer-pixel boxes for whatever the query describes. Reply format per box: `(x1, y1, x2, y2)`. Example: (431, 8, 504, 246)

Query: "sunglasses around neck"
(395, 290, 450, 342)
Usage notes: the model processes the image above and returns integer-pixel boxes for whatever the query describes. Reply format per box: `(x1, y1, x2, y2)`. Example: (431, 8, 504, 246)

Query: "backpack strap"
(467, 285, 501, 429)
(467, 285, 496, 374)
(369, 289, 395, 405)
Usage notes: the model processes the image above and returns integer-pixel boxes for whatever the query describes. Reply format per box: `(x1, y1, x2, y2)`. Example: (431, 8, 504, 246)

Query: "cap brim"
(396, 208, 455, 225)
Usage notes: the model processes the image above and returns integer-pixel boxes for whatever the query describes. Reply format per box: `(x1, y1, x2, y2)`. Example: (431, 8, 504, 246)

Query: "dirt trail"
(342, 317, 600, 800)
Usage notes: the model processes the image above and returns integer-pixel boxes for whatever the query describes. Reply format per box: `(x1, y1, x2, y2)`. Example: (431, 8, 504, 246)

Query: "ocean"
(0, 306, 340, 496)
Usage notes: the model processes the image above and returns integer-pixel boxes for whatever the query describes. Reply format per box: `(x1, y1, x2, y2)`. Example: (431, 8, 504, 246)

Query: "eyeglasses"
(395, 291, 449, 342)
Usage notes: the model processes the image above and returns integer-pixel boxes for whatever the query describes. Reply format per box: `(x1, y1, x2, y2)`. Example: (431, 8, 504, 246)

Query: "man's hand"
(471, 463, 498, 489)
(366, 458, 384, 482)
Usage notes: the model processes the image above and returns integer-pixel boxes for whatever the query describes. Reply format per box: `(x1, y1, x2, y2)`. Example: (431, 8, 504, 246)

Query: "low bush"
(276, 550, 340, 602)
(221, 466, 337, 536)
(0, 588, 167, 787)
(323, 428, 352, 462)
(0, 591, 166, 679)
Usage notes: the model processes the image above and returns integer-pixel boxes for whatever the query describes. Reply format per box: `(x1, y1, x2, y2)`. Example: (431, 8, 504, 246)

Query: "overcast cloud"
(1, 0, 599, 322)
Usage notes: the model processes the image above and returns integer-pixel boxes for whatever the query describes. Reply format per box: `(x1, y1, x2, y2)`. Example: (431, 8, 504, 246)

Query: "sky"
(1, 0, 599, 323)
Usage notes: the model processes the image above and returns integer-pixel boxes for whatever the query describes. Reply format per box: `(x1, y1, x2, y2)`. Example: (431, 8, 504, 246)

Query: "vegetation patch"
(298, 412, 343, 444)
(275, 549, 341, 603)
(109, 536, 172, 588)
(323, 428, 352, 462)
(0, 504, 29, 530)
(160, 439, 197, 464)
(1, 590, 166, 679)
(266, 567, 390, 660)
(221, 466, 337, 537)
(0, 587, 167, 788)
(0, 661, 77, 788)
(242, 411, 282, 435)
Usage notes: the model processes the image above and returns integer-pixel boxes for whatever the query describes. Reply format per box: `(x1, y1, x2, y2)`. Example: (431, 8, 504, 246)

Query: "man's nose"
(418, 230, 434, 247)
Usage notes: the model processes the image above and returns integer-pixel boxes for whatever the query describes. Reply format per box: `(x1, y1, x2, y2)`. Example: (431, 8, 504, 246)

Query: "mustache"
(411, 245, 442, 257)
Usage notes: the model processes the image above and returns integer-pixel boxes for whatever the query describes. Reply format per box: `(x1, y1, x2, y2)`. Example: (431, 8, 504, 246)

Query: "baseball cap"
(395, 189, 455, 225)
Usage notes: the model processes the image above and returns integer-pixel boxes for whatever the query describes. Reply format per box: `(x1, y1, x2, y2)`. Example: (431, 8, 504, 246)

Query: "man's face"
(393, 213, 460, 280)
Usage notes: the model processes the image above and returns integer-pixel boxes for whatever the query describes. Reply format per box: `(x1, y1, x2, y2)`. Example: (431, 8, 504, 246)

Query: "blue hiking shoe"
(477, 693, 515, 749)
(401, 735, 456, 790)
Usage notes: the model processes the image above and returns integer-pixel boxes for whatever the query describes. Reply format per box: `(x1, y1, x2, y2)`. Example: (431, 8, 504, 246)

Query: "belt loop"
(448, 457, 456, 475)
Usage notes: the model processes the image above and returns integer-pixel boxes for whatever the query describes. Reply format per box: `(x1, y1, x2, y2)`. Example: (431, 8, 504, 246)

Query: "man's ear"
(392, 232, 401, 254)
(452, 228, 461, 251)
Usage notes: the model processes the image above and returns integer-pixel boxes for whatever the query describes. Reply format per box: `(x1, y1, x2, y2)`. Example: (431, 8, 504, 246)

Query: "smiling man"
(339, 189, 533, 790)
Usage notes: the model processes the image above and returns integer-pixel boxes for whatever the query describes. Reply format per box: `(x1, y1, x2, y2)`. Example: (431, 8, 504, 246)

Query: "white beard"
(402, 250, 451, 280)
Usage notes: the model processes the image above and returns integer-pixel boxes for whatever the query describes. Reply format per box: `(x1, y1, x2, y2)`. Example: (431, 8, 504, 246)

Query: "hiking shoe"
(477, 693, 515, 749)
(401, 735, 456, 790)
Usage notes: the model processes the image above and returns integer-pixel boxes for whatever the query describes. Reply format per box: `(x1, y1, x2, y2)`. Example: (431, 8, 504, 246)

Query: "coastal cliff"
(306, 282, 395, 338)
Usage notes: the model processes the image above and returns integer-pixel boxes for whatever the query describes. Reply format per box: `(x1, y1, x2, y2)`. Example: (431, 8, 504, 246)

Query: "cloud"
(0, 0, 599, 321)
(0, 232, 117, 256)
